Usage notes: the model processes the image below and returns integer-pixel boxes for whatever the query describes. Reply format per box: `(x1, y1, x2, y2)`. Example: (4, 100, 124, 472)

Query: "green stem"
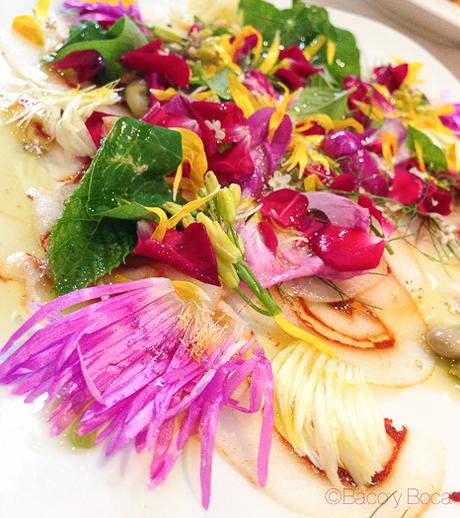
(234, 260, 281, 316)
(234, 287, 273, 316)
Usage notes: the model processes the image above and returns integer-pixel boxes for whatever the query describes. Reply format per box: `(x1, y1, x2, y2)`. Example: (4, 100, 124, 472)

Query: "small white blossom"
(204, 119, 226, 141)
(268, 170, 292, 191)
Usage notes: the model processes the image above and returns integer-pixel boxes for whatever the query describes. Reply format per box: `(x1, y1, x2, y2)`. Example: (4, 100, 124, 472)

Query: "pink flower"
(274, 45, 322, 90)
(233, 33, 259, 62)
(244, 107, 293, 196)
(419, 181, 452, 216)
(441, 103, 460, 138)
(64, 0, 143, 28)
(144, 95, 254, 184)
(243, 70, 279, 99)
(52, 49, 105, 86)
(344, 75, 396, 125)
(373, 63, 408, 93)
(0, 278, 273, 509)
(389, 167, 424, 205)
(246, 189, 386, 284)
(134, 221, 220, 285)
(120, 40, 190, 89)
(310, 225, 385, 272)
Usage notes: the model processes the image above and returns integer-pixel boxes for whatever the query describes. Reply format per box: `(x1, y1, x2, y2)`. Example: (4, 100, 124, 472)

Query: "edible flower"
(120, 40, 191, 89)
(144, 95, 254, 185)
(0, 277, 274, 509)
(373, 63, 408, 93)
(12, 0, 50, 46)
(53, 50, 105, 85)
(134, 221, 220, 285)
(274, 45, 322, 90)
(63, 0, 143, 28)
(3, 82, 120, 157)
(253, 188, 385, 276)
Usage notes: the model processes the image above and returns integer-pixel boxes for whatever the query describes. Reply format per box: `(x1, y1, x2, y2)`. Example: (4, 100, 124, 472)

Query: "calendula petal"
(12, 15, 45, 46)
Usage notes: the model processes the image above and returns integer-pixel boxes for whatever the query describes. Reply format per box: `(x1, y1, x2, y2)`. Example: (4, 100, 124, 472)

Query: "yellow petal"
(303, 34, 326, 60)
(12, 15, 45, 46)
(414, 141, 426, 173)
(274, 314, 336, 356)
(172, 280, 210, 302)
(333, 118, 364, 133)
(446, 142, 458, 173)
(354, 100, 385, 121)
(167, 187, 220, 230)
(175, 128, 208, 190)
(35, 0, 51, 22)
(259, 31, 280, 74)
(304, 174, 323, 192)
(150, 87, 177, 102)
(228, 73, 260, 118)
(146, 207, 169, 241)
(326, 39, 336, 65)
(268, 83, 290, 141)
(381, 132, 397, 172)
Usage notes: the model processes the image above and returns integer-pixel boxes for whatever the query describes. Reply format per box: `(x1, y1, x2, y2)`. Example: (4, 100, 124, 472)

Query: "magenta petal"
(261, 188, 309, 231)
(373, 63, 408, 93)
(120, 40, 190, 88)
(52, 49, 105, 84)
(134, 223, 220, 286)
(311, 225, 385, 272)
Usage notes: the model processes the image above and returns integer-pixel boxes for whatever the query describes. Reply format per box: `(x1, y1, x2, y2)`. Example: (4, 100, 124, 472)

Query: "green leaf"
(86, 118, 182, 219)
(49, 118, 183, 295)
(319, 28, 361, 83)
(53, 17, 148, 81)
(205, 67, 232, 100)
(407, 126, 447, 172)
(66, 20, 108, 46)
(240, 0, 327, 47)
(289, 86, 350, 120)
(239, 0, 360, 84)
(48, 173, 137, 295)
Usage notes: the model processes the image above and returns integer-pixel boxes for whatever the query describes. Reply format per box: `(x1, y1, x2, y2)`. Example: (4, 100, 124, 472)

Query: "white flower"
(268, 170, 292, 191)
(3, 82, 120, 157)
(204, 119, 226, 141)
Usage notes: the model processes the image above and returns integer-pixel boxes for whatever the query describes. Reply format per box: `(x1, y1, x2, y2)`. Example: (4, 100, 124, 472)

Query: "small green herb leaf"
(239, 0, 360, 84)
(407, 126, 448, 172)
(49, 118, 183, 295)
(289, 86, 350, 120)
(53, 17, 148, 81)
(48, 173, 137, 296)
(86, 118, 182, 219)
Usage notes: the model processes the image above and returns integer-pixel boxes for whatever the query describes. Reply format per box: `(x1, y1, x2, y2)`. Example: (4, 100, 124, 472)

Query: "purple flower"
(64, 1, 143, 28)
(0, 277, 273, 509)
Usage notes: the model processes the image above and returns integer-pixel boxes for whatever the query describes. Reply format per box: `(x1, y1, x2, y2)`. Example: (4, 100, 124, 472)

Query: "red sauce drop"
(449, 492, 460, 502)
(284, 418, 407, 487)
(371, 418, 407, 485)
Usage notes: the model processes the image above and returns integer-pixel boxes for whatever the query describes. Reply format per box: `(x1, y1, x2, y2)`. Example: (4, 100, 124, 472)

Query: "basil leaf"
(49, 118, 183, 295)
(53, 17, 148, 81)
(239, 0, 360, 84)
(86, 118, 182, 219)
(66, 20, 108, 46)
(48, 173, 137, 295)
(318, 27, 361, 83)
(407, 126, 447, 172)
(289, 87, 350, 120)
(240, 0, 326, 47)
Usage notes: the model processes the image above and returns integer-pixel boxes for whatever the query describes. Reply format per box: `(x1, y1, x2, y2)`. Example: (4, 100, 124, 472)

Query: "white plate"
(366, 0, 460, 47)
(1, 3, 460, 518)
